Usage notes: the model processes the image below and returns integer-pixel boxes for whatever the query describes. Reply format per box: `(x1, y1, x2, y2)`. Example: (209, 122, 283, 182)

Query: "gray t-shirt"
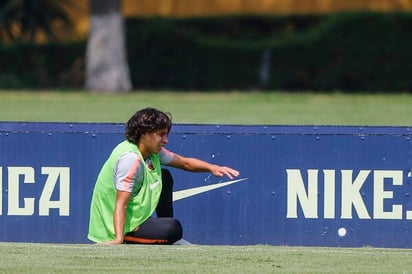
(114, 148, 174, 192)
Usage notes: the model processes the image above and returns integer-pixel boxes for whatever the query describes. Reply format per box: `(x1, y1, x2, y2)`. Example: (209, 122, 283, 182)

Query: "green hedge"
(1, 12, 411, 91)
(0, 42, 85, 89)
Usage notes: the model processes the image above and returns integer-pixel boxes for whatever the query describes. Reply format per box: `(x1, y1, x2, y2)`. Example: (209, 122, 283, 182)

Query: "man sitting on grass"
(88, 107, 239, 244)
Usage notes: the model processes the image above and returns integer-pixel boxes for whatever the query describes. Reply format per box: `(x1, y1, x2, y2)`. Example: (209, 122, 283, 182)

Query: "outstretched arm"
(167, 153, 239, 179)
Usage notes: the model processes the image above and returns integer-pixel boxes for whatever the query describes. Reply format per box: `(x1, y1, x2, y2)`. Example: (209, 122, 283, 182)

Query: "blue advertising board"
(1, 122, 412, 247)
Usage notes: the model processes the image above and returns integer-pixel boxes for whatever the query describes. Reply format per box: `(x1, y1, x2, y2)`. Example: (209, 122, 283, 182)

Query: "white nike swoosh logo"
(172, 178, 248, 201)
(149, 181, 160, 190)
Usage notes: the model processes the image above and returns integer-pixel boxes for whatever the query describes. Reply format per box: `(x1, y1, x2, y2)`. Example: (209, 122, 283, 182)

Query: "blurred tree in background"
(0, 0, 74, 43)
(85, 0, 131, 93)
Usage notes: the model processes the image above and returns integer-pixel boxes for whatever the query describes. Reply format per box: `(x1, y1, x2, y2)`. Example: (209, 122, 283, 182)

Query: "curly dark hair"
(125, 108, 172, 144)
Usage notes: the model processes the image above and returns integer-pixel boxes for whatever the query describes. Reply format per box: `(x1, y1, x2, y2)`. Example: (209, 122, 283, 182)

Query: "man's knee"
(164, 218, 183, 243)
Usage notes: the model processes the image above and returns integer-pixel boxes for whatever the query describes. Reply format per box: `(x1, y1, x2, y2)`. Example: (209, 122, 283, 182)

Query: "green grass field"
(1, 90, 412, 125)
(1, 242, 412, 273)
(1, 90, 412, 273)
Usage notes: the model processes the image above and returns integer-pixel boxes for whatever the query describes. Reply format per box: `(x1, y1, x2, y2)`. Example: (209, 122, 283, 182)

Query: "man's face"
(140, 128, 169, 154)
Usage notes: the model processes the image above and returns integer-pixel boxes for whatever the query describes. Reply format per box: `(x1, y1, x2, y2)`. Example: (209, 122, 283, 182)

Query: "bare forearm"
(113, 205, 126, 243)
(170, 155, 240, 179)
(179, 157, 217, 172)
(103, 190, 130, 244)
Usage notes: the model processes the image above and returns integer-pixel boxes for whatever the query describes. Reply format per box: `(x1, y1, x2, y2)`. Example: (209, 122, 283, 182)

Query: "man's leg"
(124, 218, 182, 244)
(153, 169, 192, 245)
(156, 169, 174, 217)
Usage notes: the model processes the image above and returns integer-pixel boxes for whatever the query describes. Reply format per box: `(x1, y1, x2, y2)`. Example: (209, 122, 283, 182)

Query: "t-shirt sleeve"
(160, 147, 174, 165)
(114, 152, 144, 193)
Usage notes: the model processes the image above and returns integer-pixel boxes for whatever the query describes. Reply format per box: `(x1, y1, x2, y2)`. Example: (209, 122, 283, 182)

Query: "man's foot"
(173, 238, 192, 245)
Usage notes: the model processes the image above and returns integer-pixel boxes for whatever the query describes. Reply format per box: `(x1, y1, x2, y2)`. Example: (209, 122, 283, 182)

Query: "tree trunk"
(85, 0, 131, 93)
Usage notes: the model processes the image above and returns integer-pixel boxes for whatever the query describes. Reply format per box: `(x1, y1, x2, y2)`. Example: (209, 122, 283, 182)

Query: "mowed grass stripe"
(1, 242, 412, 273)
(0, 243, 412, 273)
(0, 90, 412, 125)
